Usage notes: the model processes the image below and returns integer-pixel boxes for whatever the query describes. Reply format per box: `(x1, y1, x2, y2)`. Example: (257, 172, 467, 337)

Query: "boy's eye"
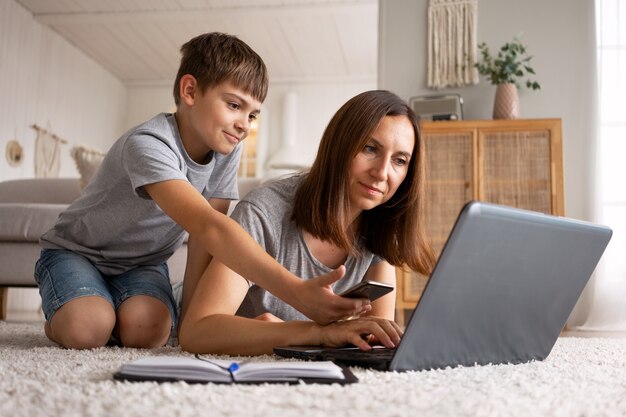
(249, 113, 258, 122)
(228, 102, 240, 110)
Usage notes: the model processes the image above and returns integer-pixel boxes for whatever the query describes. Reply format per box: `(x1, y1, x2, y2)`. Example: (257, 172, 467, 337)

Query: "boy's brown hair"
(173, 32, 269, 106)
(292, 90, 435, 276)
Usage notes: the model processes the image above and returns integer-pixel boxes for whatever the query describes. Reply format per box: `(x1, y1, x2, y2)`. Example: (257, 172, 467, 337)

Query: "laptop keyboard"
(354, 347, 394, 357)
(323, 347, 395, 360)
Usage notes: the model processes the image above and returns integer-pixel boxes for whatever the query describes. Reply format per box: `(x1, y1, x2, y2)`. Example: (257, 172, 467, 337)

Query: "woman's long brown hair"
(292, 90, 435, 276)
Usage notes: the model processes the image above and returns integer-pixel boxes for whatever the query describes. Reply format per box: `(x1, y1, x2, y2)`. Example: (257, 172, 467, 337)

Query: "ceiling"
(17, 0, 378, 86)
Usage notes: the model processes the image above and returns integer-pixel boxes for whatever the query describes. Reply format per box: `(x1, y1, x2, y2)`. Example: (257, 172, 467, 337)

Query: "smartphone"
(339, 280, 394, 302)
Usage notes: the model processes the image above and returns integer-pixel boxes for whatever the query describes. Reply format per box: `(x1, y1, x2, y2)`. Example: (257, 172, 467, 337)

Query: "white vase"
(493, 83, 520, 119)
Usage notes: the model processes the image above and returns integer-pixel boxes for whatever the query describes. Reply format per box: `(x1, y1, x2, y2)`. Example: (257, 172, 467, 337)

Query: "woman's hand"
(318, 316, 403, 351)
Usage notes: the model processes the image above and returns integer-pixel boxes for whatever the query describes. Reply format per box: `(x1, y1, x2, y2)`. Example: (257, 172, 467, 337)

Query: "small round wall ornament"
(6, 140, 24, 167)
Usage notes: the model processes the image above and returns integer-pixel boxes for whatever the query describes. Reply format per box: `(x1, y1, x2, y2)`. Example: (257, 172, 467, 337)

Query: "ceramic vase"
(492, 83, 520, 119)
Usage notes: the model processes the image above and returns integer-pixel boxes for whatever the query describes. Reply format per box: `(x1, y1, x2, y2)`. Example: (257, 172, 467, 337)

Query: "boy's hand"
(292, 266, 372, 325)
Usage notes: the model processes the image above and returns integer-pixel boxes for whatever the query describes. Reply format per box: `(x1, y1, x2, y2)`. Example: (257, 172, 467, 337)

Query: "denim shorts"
(35, 249, 177, 330)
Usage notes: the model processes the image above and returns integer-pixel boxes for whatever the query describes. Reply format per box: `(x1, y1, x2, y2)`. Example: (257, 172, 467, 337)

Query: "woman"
(178, 90, 435, 355)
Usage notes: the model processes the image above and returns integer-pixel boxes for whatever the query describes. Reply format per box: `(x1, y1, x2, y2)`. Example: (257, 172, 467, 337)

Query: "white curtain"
(579, 0, 626, 331)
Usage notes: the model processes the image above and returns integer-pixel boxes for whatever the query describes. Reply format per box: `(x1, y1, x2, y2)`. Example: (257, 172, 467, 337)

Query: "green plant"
(475, 38, 541, 90)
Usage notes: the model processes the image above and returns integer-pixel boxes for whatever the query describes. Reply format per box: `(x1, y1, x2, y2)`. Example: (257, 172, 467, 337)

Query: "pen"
(195, 354, 249, 374)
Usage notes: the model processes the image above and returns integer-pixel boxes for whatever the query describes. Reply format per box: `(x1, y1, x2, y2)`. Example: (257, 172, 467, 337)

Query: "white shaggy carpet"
(2, 321, 626, 417)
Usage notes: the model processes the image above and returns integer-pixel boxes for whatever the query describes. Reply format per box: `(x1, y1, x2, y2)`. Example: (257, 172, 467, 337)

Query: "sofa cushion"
(0, 242, 43, 285)
(70, 145, 106, 190)
(0, 204, 66, 242)
(0, 178, 81, 204)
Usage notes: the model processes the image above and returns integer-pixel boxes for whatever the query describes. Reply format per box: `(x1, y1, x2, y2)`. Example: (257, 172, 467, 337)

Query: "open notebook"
(275, 201, 612, 371)
(114, 355, 357, 384)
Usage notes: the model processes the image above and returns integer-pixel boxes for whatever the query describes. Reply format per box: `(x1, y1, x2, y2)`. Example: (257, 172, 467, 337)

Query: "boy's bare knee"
(49, 297, 116, 349)
(59, 322, 112, 349)
(117, 315, 171, 348)
(116, 296, 171, 348)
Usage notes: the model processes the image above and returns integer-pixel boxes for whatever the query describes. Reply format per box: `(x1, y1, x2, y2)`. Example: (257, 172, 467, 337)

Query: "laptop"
(274, 201, 612, 371)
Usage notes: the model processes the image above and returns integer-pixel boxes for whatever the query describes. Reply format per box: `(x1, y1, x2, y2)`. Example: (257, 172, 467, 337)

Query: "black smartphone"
(339, 280, 394, 302)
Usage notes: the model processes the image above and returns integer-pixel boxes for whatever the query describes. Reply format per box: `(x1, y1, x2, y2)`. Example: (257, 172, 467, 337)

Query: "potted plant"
(474, 37, 540, 119)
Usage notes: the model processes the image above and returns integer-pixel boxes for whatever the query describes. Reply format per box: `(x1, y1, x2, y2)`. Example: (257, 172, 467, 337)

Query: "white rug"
(2, 321, 626, 417)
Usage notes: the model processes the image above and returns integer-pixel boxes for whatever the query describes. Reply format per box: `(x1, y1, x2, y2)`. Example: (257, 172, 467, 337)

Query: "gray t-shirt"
(232, 175, 383, 321)
(41, 113, 241, 275)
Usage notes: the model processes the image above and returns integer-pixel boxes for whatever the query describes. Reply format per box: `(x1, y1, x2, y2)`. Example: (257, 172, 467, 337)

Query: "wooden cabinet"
(395, 119, 564, 325)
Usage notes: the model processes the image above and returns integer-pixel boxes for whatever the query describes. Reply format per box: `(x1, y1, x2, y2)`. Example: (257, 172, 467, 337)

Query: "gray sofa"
(0, 177, 261, 319)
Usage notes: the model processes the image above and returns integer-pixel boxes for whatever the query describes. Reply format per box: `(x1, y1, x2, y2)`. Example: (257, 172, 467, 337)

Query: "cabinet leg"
(0, 287, 7, 320)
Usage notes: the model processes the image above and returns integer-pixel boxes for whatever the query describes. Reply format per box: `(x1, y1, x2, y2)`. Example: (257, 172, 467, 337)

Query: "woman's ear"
(179, 74, 197, 106)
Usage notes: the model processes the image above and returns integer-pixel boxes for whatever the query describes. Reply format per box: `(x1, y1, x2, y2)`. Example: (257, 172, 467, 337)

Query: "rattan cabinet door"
(480, 129, 553, 214)
(423, 131, 476, 252)
(396, 129, 476, 313)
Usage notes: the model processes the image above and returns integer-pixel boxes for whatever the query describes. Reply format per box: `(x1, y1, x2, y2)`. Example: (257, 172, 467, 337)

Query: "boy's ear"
(179, 74, 197, 106)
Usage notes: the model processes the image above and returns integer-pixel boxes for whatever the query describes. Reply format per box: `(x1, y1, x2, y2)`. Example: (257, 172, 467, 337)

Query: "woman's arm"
(362, 261, 398, 320)
(178, 197, 230, 325)
(144, 179, 369, 324)
(178, 258, 402, 356)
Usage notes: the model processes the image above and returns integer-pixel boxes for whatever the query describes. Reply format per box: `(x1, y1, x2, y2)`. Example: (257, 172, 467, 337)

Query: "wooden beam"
(34, 2, 377, 25)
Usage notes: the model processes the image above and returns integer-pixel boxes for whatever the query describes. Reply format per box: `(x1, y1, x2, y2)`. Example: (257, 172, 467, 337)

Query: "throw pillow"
(70, 145, 106, 190)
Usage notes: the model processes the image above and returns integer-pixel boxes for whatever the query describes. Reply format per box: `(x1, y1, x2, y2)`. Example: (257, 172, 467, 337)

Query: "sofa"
(0, 177, 261, 319)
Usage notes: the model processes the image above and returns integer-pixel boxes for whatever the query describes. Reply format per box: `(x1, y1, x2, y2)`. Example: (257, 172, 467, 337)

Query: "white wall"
(125, 84, 177, 131)
(0, 0, 127, 181)
(378, 0, 597, 222)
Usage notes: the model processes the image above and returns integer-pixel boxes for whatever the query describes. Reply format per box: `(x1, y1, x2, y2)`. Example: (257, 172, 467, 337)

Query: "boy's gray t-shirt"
(40, 113, 241, 275)
(232, 175, 383, 322)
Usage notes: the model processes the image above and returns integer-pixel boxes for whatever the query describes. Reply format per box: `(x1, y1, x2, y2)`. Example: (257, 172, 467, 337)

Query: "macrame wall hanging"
(32, 124, 67, 178)
(427, 0, 479, 89)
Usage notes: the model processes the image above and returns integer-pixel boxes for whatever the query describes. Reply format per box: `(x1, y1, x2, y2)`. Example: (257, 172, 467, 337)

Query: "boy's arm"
(178, 255, 401, 356)
(144, 179, 370, 324)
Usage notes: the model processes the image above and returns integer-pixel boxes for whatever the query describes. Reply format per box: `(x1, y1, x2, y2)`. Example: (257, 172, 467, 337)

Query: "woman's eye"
(394, 158, 408, 166)
(364, 145, 376, 153)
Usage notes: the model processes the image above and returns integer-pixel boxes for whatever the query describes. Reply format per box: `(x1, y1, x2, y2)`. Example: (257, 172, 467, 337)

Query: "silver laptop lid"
(390, 201, 612, 372)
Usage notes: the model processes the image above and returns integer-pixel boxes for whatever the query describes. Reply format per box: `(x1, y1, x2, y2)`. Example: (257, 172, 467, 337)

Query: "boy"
(36, 32, 369, 350)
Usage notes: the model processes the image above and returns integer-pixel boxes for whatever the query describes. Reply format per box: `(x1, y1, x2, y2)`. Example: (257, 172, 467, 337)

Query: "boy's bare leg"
(46, 296, 116, 349)
(115, 295, 171, 348)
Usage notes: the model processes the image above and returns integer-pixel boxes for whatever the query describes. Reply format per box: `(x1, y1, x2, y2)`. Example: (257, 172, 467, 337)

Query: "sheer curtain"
(579, 0, 626, 331)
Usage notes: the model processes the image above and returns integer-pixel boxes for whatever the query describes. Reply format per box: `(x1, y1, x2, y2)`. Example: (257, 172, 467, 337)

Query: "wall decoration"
(32, 124, 67, 178)
(5, 140, 24, 167)
(427, 0, 479, 89)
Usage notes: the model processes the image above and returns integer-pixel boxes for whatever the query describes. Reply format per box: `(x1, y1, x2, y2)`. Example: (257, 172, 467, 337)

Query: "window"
(592, 0, 626, 328)
(238, 119, 258, 178)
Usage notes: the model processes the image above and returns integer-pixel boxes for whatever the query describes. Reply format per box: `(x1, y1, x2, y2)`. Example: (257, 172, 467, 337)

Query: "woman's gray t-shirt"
(232, 175, 383, 322)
